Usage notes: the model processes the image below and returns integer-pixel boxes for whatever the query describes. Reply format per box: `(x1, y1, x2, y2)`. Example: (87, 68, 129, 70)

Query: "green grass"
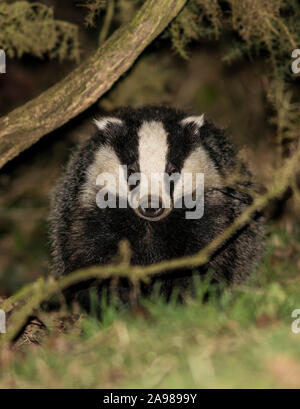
(1, 226, 300, 388)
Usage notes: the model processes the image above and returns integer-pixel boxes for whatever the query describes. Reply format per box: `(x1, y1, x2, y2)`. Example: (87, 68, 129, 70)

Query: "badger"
(49, 106, 264, 305)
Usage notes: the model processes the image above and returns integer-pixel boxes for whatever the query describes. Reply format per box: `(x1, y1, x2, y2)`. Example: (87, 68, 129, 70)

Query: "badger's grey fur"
(49, 106, 264, 304)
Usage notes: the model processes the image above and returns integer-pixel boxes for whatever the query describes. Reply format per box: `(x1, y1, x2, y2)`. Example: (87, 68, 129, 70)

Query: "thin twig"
(99, 0, 115, 44)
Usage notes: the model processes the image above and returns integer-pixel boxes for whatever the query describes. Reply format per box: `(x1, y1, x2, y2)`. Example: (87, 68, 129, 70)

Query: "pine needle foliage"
(81, 0, 107, 27)
(0, 1, 80, 61)
(167, 0, 222, 59)
(167, 0, 300, 77)
(83, 0, 145, 27)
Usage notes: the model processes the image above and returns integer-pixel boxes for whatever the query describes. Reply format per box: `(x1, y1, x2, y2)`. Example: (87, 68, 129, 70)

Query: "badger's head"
(80, 107, 221, 221)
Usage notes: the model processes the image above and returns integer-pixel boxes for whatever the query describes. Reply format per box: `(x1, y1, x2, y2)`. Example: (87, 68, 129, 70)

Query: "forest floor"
(1, 226, 300, 388)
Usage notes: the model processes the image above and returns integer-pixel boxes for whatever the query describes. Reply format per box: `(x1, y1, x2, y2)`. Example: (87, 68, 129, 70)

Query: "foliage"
(0, 1, 80, 61)
(167, 0, 222, 59)
(1, 229, 300, 388)
(83, 0, 145, 27)
(167, 0, 300, 77)
(81, 0, 108, 27)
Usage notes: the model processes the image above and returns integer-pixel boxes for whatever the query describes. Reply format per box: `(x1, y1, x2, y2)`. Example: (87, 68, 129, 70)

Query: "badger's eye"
(127, 163, 138, 178)
(167, 164, 179, 175)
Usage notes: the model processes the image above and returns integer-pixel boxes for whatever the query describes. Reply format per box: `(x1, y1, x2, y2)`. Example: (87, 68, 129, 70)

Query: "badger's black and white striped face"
(80, 108, 221, 221)
(50, 106, 264, 286)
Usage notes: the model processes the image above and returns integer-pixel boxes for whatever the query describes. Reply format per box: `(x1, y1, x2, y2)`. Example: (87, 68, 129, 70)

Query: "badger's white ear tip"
(93, 118, 101, 128)
(94, 117, 123, 130)
(93, 118, 107, 130)
(181, 114, 205, 128)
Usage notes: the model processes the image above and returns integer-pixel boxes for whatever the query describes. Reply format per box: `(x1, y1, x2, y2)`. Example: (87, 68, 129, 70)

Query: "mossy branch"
(0, 0, 187, 169)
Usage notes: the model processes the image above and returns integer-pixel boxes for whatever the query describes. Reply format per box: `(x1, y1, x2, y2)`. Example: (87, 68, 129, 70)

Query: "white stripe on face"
(80, 145, 128, 208)
(173, 146, 221, 202)
(136, 121, 169, 204)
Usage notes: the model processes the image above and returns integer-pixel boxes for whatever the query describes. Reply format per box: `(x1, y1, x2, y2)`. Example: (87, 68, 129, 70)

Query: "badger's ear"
(180, 114, 205, 129)
(93, 116, 123, 131)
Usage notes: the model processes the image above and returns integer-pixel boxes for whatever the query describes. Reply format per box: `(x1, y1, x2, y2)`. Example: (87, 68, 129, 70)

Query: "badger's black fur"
(49, 106, 264, 305)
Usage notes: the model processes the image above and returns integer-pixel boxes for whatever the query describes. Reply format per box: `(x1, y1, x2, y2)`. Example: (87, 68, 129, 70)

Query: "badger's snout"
(136, 195, 170, 221)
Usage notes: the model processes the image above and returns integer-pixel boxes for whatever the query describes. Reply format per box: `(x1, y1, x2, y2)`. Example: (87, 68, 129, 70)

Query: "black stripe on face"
(110, 122, 140, 169)
(164, 120, 198, 174)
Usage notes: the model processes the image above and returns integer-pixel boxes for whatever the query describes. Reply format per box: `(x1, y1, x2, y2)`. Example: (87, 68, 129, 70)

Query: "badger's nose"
(138, 195, 164, 219)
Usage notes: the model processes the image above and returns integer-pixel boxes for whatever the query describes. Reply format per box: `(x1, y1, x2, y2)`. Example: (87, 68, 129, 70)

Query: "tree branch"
(0, 0, 187, 169)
